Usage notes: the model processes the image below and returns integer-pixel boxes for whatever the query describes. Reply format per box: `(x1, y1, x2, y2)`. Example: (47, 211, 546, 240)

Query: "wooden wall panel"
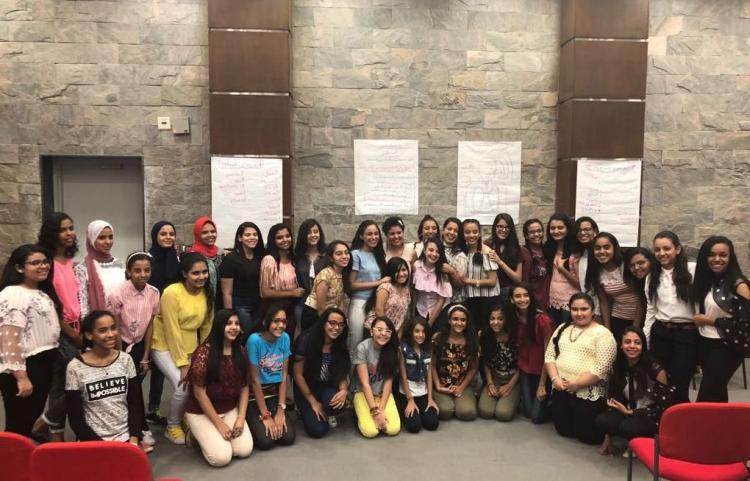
(559, 40, 648, 102)
(554, 159, 579, 215)
(209, 31, 290, 93)
(210, 94, 290, 156)
(561, 0, 650, 42)
(208, 0, 290, 29)
(558, 100, 645, 159)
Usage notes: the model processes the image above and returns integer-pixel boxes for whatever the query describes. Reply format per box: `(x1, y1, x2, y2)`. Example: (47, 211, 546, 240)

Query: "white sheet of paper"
(456, 141, 522, 225)
(354, 139, 418, 215)
(575, 159, 642, 247)
(211, 156, 283, 249)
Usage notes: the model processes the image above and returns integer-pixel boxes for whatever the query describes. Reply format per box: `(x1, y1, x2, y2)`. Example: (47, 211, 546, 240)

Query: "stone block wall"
(0, 0, 210, 254)
(645, 0, 750, 263)
(291, 0, 560, 241)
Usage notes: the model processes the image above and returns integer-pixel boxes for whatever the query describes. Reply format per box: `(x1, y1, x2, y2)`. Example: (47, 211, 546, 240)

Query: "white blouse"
(0, 285, 60, 372)
(644, 264, 696, 341)
(75, 259, 125, 317)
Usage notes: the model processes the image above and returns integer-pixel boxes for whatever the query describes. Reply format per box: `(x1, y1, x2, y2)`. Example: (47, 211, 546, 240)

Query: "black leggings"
(0, 349, 56, 437)
(650, 322, 698, 403)
(246, 395, 296, 450)
(595, 409, 657, 440)
(395, 392, 439, 433)
(550, 390, 606, 445)
(697, 336, 744, 403)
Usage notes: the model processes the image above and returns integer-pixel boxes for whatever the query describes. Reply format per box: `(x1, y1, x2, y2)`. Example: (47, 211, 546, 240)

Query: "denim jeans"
(519, 371, 549, 424)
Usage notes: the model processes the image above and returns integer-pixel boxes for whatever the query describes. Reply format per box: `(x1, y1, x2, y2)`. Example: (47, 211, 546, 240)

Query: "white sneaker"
(142, 430, 156, 446)
(328, 416, 338, 428)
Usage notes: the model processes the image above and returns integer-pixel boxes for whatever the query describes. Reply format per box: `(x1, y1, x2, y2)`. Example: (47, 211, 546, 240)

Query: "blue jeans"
(293, 381, 344, 439)
(234, 299, 259, 338)
(519, 371, 549, 424)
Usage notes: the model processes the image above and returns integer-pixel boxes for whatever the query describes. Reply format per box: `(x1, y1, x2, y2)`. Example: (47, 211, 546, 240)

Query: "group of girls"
(1, 210, 748, 468)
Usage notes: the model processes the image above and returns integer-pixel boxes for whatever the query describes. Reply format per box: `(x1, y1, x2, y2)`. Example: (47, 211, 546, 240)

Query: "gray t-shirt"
(65, 352, 136, 441)
(352, 338, 384, 395)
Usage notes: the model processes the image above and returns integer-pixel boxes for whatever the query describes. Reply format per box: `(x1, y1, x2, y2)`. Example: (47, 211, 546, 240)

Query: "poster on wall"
(575, 159, 642, 247)
(211, 156, 283, 249)
(354, 139, 419, 215)
(456, 141, 522, 225)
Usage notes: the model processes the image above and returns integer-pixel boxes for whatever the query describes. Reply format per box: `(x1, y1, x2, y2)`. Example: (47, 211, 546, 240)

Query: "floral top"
(548, 253, 580, 310)
(523, 246, 550, 309)
(185, 343, 248, 415)
(434, 340, 470, 387)
(304, 266, 349, 313)
(445, 249, 468, 303)
(0, 286, 60, 373)
(486, 339, 518, 382)
(365, 282, 411, 332)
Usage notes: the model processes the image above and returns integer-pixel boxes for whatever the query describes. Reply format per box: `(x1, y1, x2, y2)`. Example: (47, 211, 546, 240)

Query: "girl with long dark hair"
(364, 257, 411, 334)
(398, 317, 439, 433)
(441, 217, 468, 306)
(413, 237, 452, 325)
(184, 309, 252, 466)
(293, 307, 351, 438)
(383, 216, 416, 263)
(220, 222, 265, 333)
(522, 218, 550, 309)
(543, 214, 580, 326)
(413, 215, 440, 259)
(301, 240, 351, 331)
(691, 236, 750, 402)
(461, 219, 501, 332)
(623, 247, 656, 328)
(0, 245, 60, 437)
(294, 219, 328, 330)
(478, 306, 520, 422)
(485, 213, 529, 289)
(645, 231, 696, 403)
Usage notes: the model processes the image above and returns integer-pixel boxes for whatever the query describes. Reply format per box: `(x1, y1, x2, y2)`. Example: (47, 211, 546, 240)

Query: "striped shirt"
(108, 281, 160, 348)
(600, 265, 640, 321)
(463, 253, 501, 298)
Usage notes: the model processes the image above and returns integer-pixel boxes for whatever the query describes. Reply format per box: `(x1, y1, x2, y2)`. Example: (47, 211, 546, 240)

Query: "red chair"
(628, 402, 750, 481)
(30, 441, 180, 481)
(0, 432, 36, 481)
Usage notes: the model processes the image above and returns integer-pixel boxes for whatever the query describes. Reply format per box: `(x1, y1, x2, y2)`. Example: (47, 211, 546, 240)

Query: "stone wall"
(0, 0, 209, 254)
(291, 0, 560, 241)
(645, 0, 750, 262)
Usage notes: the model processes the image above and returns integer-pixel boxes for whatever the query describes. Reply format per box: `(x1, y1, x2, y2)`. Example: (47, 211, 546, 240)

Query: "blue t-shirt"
(351, 250, 382, 300)
(247, 332, 291, 385)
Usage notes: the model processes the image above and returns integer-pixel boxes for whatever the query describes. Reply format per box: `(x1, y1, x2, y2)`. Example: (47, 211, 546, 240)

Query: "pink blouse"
(260, 255, 299, 292)
(413, 260, 452, 319)
(365, 283, 411, 332)
(53, 259, 81, 332)
(548, 253, 580, 310)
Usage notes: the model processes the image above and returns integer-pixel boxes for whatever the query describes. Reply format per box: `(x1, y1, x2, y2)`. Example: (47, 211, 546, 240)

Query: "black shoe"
(146, 410, 167, 426)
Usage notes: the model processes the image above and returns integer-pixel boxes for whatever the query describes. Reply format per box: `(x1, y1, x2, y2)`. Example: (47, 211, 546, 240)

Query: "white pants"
(348, 298, 368, 358)
(185, 408, 253, 467)
(151, 350, 189, 427)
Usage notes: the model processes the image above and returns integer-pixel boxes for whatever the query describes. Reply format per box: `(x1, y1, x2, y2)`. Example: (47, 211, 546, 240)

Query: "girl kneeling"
(352, 317, 401, 438)
(184, 310, 253, 466)
(478, 306, 520, 421)
(65, 311, 143, 444)
(398, 317, 439, 433)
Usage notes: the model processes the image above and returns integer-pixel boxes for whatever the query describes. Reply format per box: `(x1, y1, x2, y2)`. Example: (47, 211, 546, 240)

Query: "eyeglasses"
(495, 225, 510, 231)
(373, 327, 392, 335)
(326, 320, 346, 329)
(25, 259, 51, 267)
(579, 228, 594, 233)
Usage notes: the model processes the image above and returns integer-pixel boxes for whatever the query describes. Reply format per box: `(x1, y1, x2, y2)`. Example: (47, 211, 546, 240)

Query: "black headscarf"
(148, 220, 180, 293)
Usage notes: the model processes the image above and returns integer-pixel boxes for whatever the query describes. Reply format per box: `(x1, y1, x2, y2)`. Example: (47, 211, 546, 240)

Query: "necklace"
(568, 325, 586, 343)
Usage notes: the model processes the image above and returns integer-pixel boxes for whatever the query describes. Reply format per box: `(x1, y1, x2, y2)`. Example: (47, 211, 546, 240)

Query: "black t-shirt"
(219, 251, 260, 302)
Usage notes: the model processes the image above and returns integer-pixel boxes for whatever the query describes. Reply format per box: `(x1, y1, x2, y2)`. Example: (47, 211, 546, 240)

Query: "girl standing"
(413, 215, 440, 259)
(151, 252, 214, 444)
(364, 257, 411, 334)
(543, 214, 580, 326)
(413, 237, 452, 325)
(108, 252, 160, 449)
(478, 306, 520, 422)
(507, 284, 554, 424)
(645, 231, 696, 403)
(184, 310, 252, 466)
(383, 217, 416, 263)
(348, 221, 389, 354)
(75, 220, 125, 317)
(461, 219, 501, 332)
(188, 216, 223, 302)
(301, 240, 351, 331)
(431, 305, 479, 421)
(522, 218, 550, 309)
(586, 233, 643, 342)
(574, 217, 599, 292)
(398, 317, 439, 433)
(65, 311, 142, 444)
(293, 307, 350, 438)
(595, 326, 674, 455)
(34, 213, 81, 440)
(624, 247, 656, 328)
(352, 317, 401, 438)
(486, 213, 529, 291)
(246, 305, 296, 449)
(220, 222, 265, 334)
(294, 219, 328, 328)
(0, 245, 60, 437)
(545, 293, 617, 445)
(441, 217, 468, 306)
(691, 236, 750, 402)
(148, 221, 180, 294)
(260, 223, 305, 339)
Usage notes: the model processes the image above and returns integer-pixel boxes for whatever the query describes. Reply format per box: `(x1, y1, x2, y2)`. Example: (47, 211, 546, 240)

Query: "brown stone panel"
(558, 100, 645, 159)
(559, 40, 647, 102)
(209, 94, 290, 156)
(554, 159, 579, 215)
(209, 31, 290, 93)
(208, 0, 290, 29)
(560, 0, 650, 43)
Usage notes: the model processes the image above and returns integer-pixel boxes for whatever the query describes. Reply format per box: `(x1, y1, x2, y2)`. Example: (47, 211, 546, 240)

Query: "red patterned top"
(184, 343, 248, 415)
